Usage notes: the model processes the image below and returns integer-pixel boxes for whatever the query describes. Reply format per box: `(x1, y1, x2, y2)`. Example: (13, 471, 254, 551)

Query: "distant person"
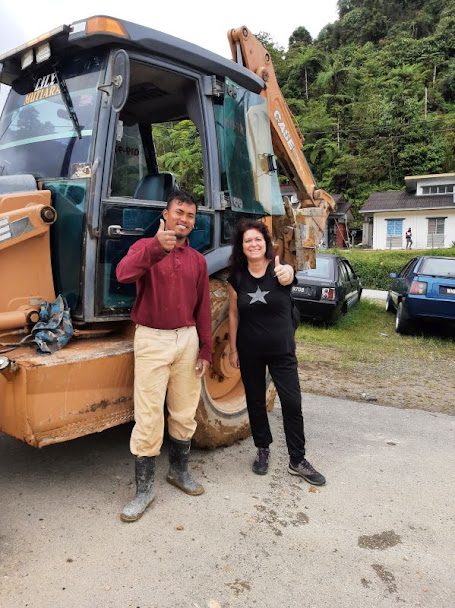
(227, 219, 325, 486)
(116, 189, 212, 522)
(405, 227, 413, 249)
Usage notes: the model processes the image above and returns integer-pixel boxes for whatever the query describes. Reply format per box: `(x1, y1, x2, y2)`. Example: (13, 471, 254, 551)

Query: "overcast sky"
(0, 0, 339, 108)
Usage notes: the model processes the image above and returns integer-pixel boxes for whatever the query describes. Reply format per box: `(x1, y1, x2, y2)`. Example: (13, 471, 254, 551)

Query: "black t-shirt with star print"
(228, 262, 295, 355)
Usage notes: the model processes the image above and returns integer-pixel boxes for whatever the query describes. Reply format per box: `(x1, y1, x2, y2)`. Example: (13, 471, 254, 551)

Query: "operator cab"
(0, 16, 284, 324)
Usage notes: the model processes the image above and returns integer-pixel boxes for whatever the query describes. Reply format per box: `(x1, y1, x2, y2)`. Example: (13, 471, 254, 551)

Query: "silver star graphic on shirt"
(247, 286, 269, 304)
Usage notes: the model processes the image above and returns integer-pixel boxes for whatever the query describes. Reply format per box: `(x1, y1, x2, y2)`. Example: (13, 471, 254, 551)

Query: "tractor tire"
(193, 272, 276, 448)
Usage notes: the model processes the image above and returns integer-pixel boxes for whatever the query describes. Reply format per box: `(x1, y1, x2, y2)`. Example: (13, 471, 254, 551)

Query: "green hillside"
(264, 0, 455, 224)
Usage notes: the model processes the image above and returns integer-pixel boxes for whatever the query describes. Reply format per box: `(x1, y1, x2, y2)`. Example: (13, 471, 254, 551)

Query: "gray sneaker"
(288, 458, 326, 486)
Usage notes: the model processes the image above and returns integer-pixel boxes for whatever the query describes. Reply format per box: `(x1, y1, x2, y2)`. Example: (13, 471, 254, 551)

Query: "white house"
(360, 173, 455, 249)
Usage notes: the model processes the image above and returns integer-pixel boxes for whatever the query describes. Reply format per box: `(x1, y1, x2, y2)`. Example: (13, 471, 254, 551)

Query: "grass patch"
(295, 300, 455, 363)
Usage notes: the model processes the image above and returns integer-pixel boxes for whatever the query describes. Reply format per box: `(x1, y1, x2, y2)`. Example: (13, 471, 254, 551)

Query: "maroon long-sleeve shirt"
(116, 236, 212, 362)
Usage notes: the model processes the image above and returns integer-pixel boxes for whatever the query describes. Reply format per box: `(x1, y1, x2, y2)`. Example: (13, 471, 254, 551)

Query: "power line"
(341, 126, 455, 144)
(300, 115, 455, 137)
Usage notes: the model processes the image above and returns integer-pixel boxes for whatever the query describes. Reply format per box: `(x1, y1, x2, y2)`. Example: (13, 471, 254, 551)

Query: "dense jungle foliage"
(155, 1, 455, 222)
(262, 0, 455, 223)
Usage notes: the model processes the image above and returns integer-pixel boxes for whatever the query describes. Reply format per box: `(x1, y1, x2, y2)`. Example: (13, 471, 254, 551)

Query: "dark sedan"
(386, 256, 455, 334)
(292, 254, 362, 325)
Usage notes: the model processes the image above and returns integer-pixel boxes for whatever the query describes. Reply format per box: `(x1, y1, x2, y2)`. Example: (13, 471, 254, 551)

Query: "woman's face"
(242, 228, 266, 262)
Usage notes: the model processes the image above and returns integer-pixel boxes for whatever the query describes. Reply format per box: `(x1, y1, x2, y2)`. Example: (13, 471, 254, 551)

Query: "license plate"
(440, 286, 455, 295)
(293, 286, 312, 295)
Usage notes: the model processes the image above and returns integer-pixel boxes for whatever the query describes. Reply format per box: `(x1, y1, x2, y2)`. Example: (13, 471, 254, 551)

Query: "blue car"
(292, 254, 362, 325)
(386, 256, 455, 334)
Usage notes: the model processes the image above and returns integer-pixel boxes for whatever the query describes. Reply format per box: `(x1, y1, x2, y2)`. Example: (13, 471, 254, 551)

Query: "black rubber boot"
(166, 437, 204, 496)
(120, 456, 156, 522)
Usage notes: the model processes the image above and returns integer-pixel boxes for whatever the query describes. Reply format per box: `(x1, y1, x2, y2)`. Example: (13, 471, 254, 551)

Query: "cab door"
(93, 58, 215, 320)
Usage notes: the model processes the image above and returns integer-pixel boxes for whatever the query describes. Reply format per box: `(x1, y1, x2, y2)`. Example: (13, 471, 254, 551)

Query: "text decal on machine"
(273, 110, 295, 152)
(24, 72, 61, 105)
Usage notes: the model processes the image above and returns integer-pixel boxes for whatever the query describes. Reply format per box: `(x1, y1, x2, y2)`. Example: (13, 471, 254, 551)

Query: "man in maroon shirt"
(116, 189, 212, 522)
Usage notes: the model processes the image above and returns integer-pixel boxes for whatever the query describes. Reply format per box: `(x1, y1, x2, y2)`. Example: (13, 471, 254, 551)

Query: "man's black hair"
(166, 189, 198, 211)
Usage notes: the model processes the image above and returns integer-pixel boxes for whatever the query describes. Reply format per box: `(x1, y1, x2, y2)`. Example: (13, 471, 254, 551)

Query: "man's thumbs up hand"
(156, 218, 176, 252)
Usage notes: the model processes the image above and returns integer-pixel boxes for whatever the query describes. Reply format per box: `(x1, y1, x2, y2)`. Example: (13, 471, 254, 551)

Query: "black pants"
(239, 350, 305, 463)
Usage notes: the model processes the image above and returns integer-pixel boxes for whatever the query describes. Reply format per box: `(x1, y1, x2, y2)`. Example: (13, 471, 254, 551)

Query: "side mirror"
(389, 272, 398, 278)
(98, 49, 130, 113)
(111, 50, 130, 113)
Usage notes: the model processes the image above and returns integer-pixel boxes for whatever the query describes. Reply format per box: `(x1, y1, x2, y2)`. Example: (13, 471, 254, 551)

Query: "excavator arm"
(228, 26, 336, 269)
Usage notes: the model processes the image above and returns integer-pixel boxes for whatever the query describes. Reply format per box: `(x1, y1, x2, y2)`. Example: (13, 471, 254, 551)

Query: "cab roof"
(0, 15, 265, 94)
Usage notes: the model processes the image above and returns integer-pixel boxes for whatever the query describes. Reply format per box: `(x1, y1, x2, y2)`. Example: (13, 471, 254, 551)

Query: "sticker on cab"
(0, 217, 12, 242)
(71, 163, 91, 179)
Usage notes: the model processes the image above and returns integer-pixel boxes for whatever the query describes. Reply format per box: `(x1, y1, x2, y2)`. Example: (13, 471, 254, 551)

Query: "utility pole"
(424, 87, 428, 120)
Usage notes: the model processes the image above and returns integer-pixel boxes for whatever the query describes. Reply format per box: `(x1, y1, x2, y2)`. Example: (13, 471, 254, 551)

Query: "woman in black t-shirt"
(227, 219, 325, 485)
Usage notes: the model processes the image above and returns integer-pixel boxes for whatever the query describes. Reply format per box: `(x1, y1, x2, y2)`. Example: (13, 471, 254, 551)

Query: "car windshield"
(0, 51, 105, 179)
(299, 256, 332, 279)
(419, 258, 455, 277)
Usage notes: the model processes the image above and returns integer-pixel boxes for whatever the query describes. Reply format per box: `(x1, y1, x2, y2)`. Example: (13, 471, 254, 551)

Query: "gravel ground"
(1, 396, 454, 608)
(296, 344, 455, 416)
(295, 290, 455, 417)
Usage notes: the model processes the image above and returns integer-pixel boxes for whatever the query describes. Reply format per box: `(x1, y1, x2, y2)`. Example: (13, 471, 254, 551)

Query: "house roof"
(360, 191, 455, 213)
(332, 194, 351, 216)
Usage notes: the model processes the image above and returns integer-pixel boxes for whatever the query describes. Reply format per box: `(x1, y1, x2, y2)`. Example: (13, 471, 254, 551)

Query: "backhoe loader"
(0, 16, 334, 447)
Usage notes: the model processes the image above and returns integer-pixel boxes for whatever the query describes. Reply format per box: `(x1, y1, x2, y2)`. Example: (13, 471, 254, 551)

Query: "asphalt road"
(0, 394, 454, 608)
(362, 289, 387, 301)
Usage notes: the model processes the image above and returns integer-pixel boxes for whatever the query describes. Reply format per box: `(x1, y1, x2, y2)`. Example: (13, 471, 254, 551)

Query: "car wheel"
(395, 301, 411, 334)
(385, 293, 393, 312)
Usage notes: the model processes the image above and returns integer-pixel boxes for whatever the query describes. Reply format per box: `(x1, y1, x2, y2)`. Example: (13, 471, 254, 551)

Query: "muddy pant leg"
(130, 326, 173, 457)
(267, 352, 305, 462)
(166, 326, 201, 442)
(238, 352, 272, 448)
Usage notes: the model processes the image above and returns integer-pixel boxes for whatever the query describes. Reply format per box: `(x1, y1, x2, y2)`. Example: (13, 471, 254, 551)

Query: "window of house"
(421, 185, 454, 195)
(386, 219, 403, 236)
(386, 219, 403, 248)
(428, 217, 445, 234)
(427, 217, 445, 247)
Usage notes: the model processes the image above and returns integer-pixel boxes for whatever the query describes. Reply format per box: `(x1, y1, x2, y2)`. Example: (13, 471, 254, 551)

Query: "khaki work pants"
(130, 324, 201, 457)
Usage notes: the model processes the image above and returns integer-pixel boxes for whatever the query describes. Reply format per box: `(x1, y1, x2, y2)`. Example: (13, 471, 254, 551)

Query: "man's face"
(163, 199, 196, 240)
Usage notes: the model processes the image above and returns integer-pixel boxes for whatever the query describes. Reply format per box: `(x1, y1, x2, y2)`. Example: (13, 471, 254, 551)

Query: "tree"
(154, 120, 204, 200)
(282, 47, 326, 99)
(288, 26, 312, 49)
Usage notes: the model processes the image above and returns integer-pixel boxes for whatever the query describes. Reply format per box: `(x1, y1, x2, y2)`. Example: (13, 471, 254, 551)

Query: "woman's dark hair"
(229, 219, 275, 273)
